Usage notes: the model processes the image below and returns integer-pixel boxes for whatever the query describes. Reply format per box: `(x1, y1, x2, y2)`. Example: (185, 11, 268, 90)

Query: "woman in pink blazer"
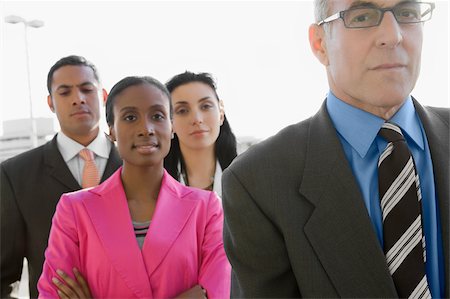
(38, 76, 230, 298)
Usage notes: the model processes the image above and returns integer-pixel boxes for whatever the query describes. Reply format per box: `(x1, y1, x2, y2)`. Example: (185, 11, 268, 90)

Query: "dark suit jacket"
(222, 99, 449, 298)
(1, 134, 122, 298)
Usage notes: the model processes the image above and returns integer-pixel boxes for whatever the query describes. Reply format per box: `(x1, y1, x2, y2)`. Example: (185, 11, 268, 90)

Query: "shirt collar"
(389, 98, 424, 150)
(57, 131, 111, 162)
(326, 92, 424, 158)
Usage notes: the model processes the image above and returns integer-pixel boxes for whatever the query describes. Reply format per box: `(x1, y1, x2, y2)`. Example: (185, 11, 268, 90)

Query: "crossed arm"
(52, 269, 207, 299)
(44, 192, 229, 298)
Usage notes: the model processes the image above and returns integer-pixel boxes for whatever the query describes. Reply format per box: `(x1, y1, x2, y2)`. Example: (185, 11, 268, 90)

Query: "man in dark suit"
(222, 0, 448, 298)
(1, 55, 122, 298)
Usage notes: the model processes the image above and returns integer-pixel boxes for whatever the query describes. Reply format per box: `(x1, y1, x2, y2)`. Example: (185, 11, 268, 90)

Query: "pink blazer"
(38, 168, 230, 298)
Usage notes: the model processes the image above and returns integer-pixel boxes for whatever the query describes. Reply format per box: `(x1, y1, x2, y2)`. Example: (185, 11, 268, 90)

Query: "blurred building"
(0, 118, 55, 162)
(237, 136, 259, 154)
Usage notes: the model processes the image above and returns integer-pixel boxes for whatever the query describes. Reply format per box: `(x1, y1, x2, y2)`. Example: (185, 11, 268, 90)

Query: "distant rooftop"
(1, 117, 55, 140)
(0, 118, 55, 162)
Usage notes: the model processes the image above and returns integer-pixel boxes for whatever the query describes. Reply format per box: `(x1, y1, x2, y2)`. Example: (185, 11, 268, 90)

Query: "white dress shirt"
(56, 131, 112, 187)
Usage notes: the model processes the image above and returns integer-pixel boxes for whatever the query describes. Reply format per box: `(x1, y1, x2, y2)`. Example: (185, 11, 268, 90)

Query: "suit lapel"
(43, 135, 80, 190)
(83, 168, 152, 298)
(299, 103, 397, 297)
(142, 171, 197, 277)
(101, 142, 122, 182)
(414, 100, 450, 297)
(44, 136, 121, 188)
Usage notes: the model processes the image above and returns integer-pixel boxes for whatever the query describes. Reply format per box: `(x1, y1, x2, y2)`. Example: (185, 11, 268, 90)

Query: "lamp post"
(4, 15, 44, 148)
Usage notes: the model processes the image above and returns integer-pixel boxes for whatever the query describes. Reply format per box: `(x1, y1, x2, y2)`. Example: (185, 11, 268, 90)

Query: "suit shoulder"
(179, 182, 213, 202)
(58, 188, 93, 207)
(169, 177, 219, 207)
(185, 188, 221, 214)
(425, 105, 449, 125)
(1, 142, 48, 172)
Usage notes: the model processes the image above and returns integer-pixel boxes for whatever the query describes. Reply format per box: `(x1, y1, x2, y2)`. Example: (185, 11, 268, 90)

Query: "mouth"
(190, 129, 209, 136)
(71, 110, 90, 117)
(370, 63, 406, 71)
(133, 142, 159, 154)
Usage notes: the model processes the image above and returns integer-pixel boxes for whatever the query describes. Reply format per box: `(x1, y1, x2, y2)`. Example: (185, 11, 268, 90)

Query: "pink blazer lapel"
(142, 170, 198, 277)
(83, 168, 153, 298)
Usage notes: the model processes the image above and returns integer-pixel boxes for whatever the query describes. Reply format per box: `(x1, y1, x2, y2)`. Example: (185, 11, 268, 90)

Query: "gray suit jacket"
(222, 99, 449, 298)
(1, 134, 122, 298)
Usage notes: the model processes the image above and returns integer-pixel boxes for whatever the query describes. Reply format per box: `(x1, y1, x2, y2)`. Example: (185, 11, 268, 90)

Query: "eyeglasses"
(317, 1, 435, 28)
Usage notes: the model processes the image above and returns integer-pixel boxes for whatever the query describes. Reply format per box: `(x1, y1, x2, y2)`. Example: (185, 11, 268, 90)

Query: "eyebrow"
(55, 81, 96, 91)
(173, 96, 212, 105)
(119, 106, 137, 113)
(348, 1, 378, 9)
(119, 104, 167, 113)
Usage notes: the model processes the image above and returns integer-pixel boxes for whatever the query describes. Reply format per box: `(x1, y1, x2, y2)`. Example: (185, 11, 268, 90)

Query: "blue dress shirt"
(326, 92, 444, 298)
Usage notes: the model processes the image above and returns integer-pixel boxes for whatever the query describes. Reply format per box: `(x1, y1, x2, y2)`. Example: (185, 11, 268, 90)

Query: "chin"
(75, 123, 98, 133)
(377, 93, 409, 107)
(190, 144, 215, 151)
(128, 159, 161, 168)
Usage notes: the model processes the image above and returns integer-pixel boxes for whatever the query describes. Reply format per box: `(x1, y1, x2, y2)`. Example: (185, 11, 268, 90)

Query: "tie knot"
(79, 148, 95, 161)
(378, 122, 405, 143)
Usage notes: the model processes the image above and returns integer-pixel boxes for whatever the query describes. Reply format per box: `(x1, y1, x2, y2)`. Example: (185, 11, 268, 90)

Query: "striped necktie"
(79, 148, 100, 188)
(378, 122, 430, 299)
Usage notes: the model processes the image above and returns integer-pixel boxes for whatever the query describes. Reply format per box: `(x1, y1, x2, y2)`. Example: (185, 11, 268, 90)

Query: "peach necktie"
(79, 148, 100, 188)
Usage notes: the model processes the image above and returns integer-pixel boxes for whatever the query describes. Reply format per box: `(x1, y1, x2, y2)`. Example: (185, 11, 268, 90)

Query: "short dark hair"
(47, 55, 100, 95)
(106, 76, 172, 127)
(164, 71, 237, 180)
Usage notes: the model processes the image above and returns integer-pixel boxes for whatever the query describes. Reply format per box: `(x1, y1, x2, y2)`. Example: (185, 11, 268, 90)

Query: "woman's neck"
(121, 164, 164, 222)
(180, 144, 216, 190)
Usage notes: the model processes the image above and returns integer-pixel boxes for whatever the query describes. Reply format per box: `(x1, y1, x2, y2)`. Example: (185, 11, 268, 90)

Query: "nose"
(375, 11, 403, 48)
(72, 90, 86, 106)
(138, 119, 154, 137)
(191, 109, 203, 125)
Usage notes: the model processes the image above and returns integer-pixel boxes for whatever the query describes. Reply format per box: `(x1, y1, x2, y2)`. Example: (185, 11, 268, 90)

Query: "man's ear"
(218, 100, 225, 126)
(47, 95, 55, 112)
(102, 88, 108, 106)
(308, 24, 329, 66)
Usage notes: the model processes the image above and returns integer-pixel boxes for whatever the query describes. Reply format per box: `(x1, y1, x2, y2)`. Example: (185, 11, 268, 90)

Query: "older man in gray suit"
(222, 0, 448, 298)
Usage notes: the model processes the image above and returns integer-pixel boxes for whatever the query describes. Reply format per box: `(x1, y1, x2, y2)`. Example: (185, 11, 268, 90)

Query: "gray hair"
(314, 0, 329, 23)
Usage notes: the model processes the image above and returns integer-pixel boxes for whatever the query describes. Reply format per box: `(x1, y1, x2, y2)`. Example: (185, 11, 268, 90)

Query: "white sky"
(1, 0, 449, 140)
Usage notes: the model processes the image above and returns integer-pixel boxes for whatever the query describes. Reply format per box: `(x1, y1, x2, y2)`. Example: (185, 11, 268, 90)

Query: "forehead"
(171, 82, 216, 102)
(51, 65, 98, 88)
(114, 84, 170, 109)
(330, 0, 405, 10)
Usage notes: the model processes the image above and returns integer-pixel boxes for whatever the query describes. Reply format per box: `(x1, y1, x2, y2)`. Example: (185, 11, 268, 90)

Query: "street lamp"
(4, 15, 44, 148)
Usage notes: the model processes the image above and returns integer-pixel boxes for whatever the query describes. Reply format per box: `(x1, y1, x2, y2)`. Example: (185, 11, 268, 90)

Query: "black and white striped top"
(132, 220, 150, 249)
